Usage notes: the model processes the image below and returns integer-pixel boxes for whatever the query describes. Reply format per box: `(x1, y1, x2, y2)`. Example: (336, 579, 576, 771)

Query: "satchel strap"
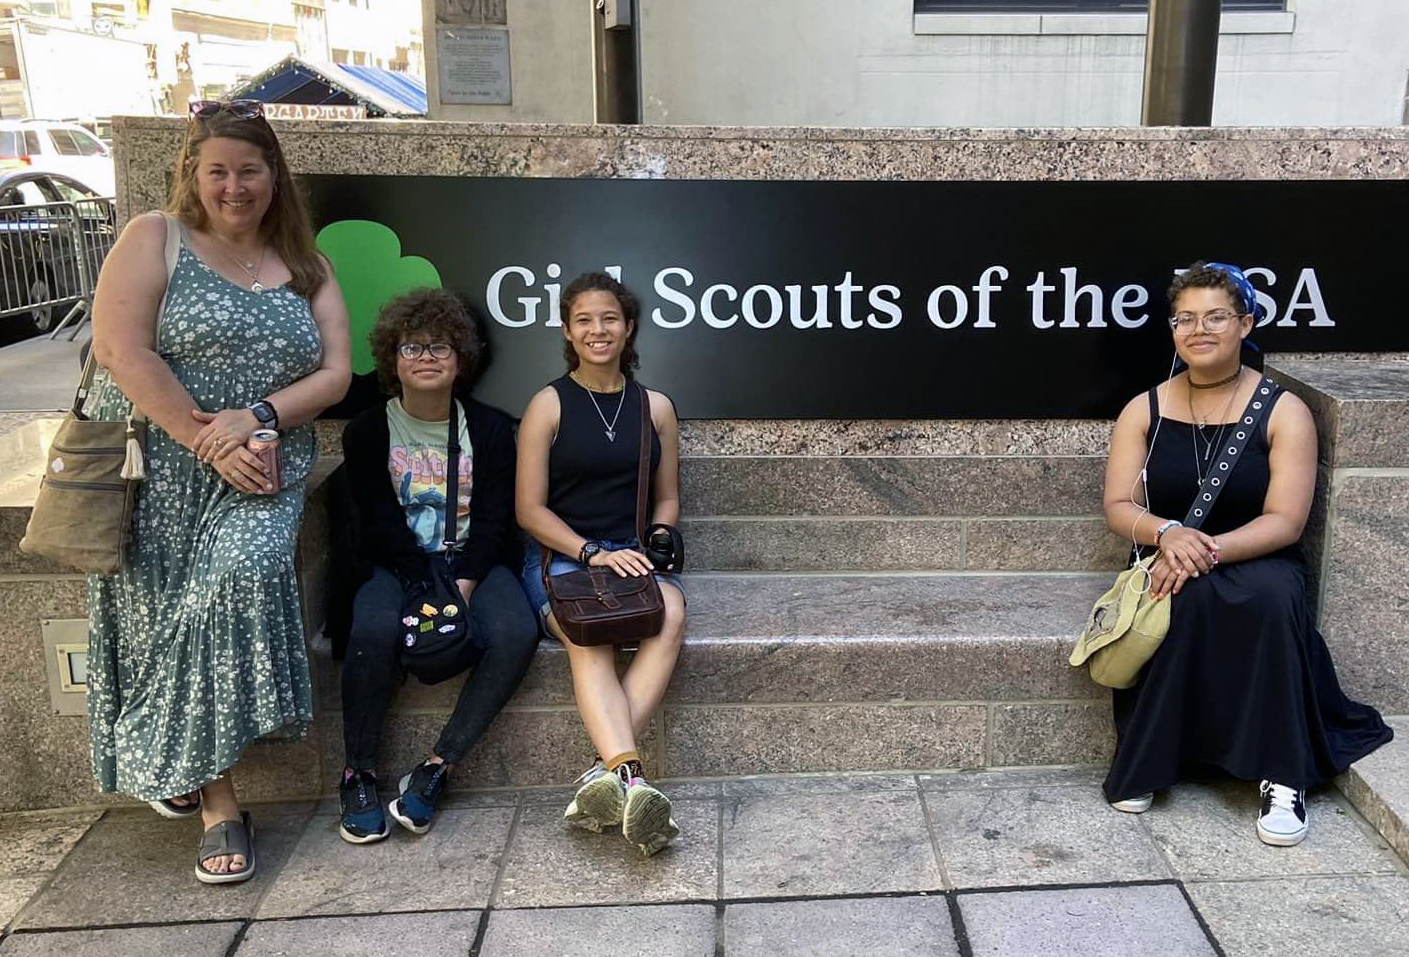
(443, 397, 461, 552)
(634, 381, 651, 545)
(1182, 375, 1280, 530)
(74, 212, 180, 421)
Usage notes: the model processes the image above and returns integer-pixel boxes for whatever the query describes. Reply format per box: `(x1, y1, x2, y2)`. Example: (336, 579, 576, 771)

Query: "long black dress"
(1102, 384, 1392, 802)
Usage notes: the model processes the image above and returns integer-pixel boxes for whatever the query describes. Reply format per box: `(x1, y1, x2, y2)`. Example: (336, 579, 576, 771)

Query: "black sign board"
(305, 176, 1408, 419)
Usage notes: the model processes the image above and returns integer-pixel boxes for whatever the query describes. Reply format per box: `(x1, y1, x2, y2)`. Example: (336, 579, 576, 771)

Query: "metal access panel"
(42, 618, 89, 716)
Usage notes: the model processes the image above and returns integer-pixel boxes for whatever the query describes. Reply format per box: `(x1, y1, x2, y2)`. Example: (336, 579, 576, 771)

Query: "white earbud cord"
(1125, 351, 1180, 595)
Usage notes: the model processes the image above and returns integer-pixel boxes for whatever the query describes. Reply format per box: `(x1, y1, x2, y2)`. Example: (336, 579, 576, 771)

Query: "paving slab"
(478, 904, 716, 957)
(721, 791, 941, 898)
(15, 804, 313, 929)
(1186, 876, 1409, 957)
(724, 896, 958, 957)
(235, 911, 481, 956)
(924, 784, 1169, 889)
(256, 806, 515, 918)
(918, 767, 1105, 793)
(1139, 780, 1403, 882)
(495, 802, 717, 908)
(720, 774, 917, 797)
(958, 884, 1216, 957)
(0, 879, 45, 932)
(0, 811, 102, 877)
(0, 922, 243, 957)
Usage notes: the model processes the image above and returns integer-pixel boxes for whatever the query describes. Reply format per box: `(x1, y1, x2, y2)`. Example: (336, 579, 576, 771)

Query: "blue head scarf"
(1204, 262, 1266, 323)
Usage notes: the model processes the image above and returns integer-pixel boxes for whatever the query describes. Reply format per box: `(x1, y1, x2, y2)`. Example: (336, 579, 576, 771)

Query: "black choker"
(1189, 370, 1241, 390)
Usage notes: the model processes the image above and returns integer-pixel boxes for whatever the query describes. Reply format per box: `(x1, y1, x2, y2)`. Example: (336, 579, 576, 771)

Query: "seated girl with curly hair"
(336, 288, 538, 843)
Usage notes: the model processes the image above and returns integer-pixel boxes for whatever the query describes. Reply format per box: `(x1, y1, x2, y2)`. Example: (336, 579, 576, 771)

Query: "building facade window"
(916, 1, 1283, 11)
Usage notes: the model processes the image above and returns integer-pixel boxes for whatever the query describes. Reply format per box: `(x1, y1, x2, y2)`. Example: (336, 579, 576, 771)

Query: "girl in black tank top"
(515, 272, 687, 858)
(1098, 262, 1389, 846)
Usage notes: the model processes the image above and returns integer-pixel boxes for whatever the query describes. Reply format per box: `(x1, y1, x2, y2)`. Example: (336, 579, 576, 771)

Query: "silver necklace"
(1189, 369, 1242, 484)
(574, 373, 626, 442)
(215, 234, 268, 293)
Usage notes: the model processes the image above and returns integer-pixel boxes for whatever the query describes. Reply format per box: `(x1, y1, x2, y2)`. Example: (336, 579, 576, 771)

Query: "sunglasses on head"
(189, 99, 265, 120)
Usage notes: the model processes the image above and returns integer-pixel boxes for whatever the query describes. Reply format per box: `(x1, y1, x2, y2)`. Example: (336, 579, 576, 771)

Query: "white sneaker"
(563, 762, 624, 833)
(1110, 792, 1154, 814)
(622, 776, 679, 857)
(1257, 780, 1308, 846)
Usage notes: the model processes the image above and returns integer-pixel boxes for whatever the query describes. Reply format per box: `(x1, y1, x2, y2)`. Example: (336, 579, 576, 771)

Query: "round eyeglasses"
(398, 342, 455, 360)
(1169, 309, 1242, 336)
(189, 99, 265, 120)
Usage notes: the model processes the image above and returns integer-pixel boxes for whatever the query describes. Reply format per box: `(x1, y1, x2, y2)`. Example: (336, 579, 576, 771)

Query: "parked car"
(0, 170, 115, 336)
(0, 121, 115, 196)
(59, 116, 114, 149)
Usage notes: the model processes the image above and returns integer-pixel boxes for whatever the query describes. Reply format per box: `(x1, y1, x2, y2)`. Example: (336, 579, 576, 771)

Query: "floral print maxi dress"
(85, 233, 322, 801)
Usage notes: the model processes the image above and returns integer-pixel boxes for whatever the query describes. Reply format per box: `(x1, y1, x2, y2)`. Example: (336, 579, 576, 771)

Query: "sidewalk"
(0, 335, 84, 412)
(1, 766, 1405, 956)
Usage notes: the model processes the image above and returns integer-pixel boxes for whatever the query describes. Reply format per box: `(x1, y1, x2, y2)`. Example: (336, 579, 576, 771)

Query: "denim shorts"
(519, 536, 685, 626)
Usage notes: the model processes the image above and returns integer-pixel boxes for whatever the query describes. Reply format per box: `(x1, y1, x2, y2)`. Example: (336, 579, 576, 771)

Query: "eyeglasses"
(397, 342, 455, 360)
(1169, 309, 1243, 335)
(189, 99, 265, 120)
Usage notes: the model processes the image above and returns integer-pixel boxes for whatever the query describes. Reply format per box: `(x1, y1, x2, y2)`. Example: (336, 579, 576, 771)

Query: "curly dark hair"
(1167, 261, 1250, 315)
(369, 287, 483, 396)
(559, 271, 641, 377)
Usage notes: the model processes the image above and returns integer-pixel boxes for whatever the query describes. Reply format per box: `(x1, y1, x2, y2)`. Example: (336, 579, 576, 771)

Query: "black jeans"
(342, 564, 539, 769)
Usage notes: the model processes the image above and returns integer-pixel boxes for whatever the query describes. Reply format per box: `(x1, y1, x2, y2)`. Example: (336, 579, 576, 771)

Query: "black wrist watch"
(579, 541, 602, 564)
(248, 400, 278, 430)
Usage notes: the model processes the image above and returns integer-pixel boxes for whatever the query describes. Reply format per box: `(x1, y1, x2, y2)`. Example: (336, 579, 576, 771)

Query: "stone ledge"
(1270, 357, 1409, 469)
(1336, 715, 1409, 864)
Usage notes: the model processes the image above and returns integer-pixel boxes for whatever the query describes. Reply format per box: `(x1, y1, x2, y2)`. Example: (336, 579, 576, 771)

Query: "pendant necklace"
(216, 234, 268, 293)
(572, 370, 626, 442)
(1189, 369, 1242, 484)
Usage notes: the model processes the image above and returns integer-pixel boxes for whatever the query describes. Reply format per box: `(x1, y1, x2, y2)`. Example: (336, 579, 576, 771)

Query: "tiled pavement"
(0, 768, 1406, 956)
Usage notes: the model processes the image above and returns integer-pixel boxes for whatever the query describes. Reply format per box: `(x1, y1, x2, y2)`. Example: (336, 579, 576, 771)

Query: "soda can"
(246, 429, 282, 494)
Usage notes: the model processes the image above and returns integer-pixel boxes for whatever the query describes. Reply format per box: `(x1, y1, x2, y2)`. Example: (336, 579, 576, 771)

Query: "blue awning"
(230, 56, 426, 118)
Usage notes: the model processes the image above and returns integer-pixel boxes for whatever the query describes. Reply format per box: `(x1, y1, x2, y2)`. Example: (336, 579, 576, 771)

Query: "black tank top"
(1144, 384, 1287, 540)
(548, 375, 662, 542)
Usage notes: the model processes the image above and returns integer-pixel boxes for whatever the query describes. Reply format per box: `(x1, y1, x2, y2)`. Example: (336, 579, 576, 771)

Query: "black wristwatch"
(579, 541, 602, 564)
(248, 400, 278, 430)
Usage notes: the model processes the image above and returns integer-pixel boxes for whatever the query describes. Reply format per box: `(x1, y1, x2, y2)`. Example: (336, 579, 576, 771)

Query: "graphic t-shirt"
(385, 397, 473, 553)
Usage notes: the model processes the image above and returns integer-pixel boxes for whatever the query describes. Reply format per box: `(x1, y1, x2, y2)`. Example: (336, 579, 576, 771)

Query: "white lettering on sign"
(484, 264, 1338, 332)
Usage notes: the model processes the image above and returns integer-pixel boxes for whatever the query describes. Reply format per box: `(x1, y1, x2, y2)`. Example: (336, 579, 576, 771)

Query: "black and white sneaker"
(1257, 780, 1308, 847)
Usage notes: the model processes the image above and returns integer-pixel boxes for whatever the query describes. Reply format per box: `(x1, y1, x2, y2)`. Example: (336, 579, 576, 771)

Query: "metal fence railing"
(0, 196, 117, 341)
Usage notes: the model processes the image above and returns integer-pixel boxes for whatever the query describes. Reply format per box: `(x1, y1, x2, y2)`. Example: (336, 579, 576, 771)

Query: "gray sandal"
(194, 811, 256, 885)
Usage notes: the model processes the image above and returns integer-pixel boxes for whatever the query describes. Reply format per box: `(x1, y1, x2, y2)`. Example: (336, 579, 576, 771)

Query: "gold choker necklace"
(1189, 369, 1241, 390)
(569, 369, 624, 393)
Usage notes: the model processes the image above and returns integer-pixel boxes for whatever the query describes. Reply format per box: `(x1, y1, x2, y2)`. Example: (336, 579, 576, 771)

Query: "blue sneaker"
(338, 769, 390, 844)
(389, 760, 451, 835)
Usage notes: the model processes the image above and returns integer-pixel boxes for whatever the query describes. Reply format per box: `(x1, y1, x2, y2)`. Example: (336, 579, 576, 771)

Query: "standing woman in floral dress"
(86, 100, 350, 883)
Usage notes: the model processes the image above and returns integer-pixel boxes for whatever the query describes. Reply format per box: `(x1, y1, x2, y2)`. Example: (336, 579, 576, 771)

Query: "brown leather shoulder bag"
(543, 382, 665, 646)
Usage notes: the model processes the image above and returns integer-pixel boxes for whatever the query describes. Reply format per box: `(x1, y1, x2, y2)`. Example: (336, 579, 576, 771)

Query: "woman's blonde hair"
(166, 109, 326, 299)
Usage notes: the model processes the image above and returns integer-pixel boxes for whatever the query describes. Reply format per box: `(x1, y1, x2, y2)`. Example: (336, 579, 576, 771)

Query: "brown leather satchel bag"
(544, 382, 665, 646)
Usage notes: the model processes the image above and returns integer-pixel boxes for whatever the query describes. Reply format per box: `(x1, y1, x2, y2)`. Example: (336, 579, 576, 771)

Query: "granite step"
(300, 571, 1115, 795)
(679, 455, 1105, 516)
(679, 515, 1128, 572)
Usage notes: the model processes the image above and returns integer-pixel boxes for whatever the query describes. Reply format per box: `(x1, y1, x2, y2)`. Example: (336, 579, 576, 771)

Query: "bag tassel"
(119, 417, 145, 481)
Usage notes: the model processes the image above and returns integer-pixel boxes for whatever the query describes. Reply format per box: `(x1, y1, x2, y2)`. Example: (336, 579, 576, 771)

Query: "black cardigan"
(342, 395, 520, 586)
